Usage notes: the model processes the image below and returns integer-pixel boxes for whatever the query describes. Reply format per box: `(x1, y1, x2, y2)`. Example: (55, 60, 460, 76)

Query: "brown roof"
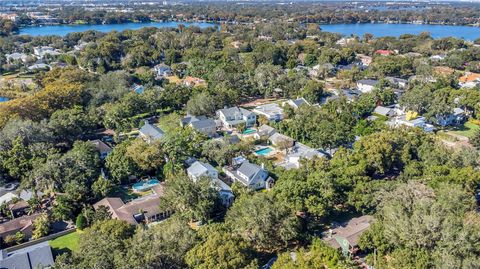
(323, 215, 373, 248)
(0, 214, 42, 237)
(93, 183, 166, 225)
(90, 139, 112, 154)
(459, 72, 480, 83)
(8, 200, 29, 211)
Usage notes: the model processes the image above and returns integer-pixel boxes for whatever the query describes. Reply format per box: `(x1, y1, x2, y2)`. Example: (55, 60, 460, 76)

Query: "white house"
(153, 63, 173, 78)
(356, 79, 379, 93)
(33, 46, 60, 58)
(216, 107, 256, 130)
(387, 115, 434, 132)
(223, 162, 273, 190)
(252, 103, 284, 121)
(187, 161, 234, 206)
(282, 142, 326, 170)
(283, 97, 310, 110)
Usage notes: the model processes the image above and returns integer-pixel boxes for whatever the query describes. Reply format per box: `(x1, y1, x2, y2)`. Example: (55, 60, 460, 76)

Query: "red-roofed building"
(375, 49, 394, 56)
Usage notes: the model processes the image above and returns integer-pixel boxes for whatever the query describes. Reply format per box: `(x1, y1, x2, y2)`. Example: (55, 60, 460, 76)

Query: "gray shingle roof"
(237, 162, 263, 180)
(187, 161, 217, 178)
(139, 122, 164, 141)
(357, 79, 379, 86)
(190, 118, 216, 130)
(0, 241, 54, 269)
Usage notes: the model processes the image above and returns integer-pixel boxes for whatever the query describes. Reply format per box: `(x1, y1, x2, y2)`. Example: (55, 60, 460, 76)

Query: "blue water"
(132, 179, 160, 191)
(255, 147, 273, 156)
(320, 23, 480, 40)
(19, 21, 217, 36)
(0, 97, 9, 103)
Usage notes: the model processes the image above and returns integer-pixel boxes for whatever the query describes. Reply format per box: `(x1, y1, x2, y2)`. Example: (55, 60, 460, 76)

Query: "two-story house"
(187, 161, 234, 206)
(357, 79, 379, 93)
(216, 107, 257, 130)
(223, 161, 273, 190)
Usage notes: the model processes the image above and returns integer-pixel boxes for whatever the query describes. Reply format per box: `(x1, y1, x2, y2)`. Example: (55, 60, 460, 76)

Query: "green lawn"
(49, 231, 80, 255)
(452, 122, 480, 138)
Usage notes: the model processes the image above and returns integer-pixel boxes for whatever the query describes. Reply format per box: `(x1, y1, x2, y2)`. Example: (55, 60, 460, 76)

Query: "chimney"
(144, 119, 149, 125)
(261, 163, 265, 169)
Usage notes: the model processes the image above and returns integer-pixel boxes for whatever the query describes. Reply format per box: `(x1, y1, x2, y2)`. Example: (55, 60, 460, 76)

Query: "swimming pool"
(132, 179, 160, 192)
(255, 147, 273, 156)
(243, 128, 256, 135)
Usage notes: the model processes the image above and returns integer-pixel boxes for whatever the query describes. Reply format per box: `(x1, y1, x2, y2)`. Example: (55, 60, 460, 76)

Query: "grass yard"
(49, 231, 80, 255)
(451, 121, 480, 138)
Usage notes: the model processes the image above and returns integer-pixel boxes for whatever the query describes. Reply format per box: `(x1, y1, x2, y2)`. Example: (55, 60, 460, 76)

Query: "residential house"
(223, 162, 273, 190)
(187, 161, 234, 206)
(356, 79, 379, 93)
(336, 37, 355, 46)
(0, 241, 54, 269)
(252, 103, 284, 122)
(309, 63, 336, 77)
(183, 76, 207, 87)
(139, 121, 165, 143)
(434, 108, 466, 127)
(375, 50, 394, 56)
(5, 53, 29, 63)
(28, 63, 50, 71)
(386, 113, 434, 132)
(356, 54, 372, 67)
(254, 124, 277, 140)
(33, 46, 60, 58)
(217, 107, 257, 130)
(153, 63, 173, 78)
(181, 115, 217, 137)
(282, 142, 326, 170)
(434, 66, 455, 77)
(268, 132, 295, 148)
(0, 214, 42, 240)
(93, 184, 169, 225)
(322, 215, 373, 251)
(90, 139, 112, 159)
(459, 72, 480, 88)
(373, 106, 396, 117)
(430, 54, 446, 61)
(283, 97, 310, 110)
(386, 76, 408, 89)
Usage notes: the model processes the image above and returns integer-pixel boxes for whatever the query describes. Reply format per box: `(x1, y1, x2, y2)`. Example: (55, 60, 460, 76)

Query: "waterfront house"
(223, 162, 273, 190)
(139, 121, 165, 143)
(252, 103, 284, 122)
(216, 107, 256, 130)
(93, 184, 170, 225)
(356, 79, 379, 93)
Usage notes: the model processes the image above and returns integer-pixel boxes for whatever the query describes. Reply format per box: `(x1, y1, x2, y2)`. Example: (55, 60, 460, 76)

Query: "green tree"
(185, 224, 258, 269)
(225, 193, 299, 251)
(159, 176, 218, 222)
(76, 214, 87, 230)
(32, 214, 50, 239)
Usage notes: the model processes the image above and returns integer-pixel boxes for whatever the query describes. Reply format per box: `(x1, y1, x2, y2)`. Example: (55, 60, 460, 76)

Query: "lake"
(0, 97, 10, 103)
(320, 23, 480, 40)
(19, 21, 217, 36)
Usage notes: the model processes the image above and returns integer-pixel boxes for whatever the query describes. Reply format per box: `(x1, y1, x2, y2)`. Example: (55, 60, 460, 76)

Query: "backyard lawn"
(451, 121, 480, 138)
(49, 231, 80, 255)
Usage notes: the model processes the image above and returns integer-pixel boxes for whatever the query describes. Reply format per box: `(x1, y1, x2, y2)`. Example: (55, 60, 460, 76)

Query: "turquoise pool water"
(243, 128, 256, 135)
(132, 179, 160, 192)
(255, 147, 273, 156)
